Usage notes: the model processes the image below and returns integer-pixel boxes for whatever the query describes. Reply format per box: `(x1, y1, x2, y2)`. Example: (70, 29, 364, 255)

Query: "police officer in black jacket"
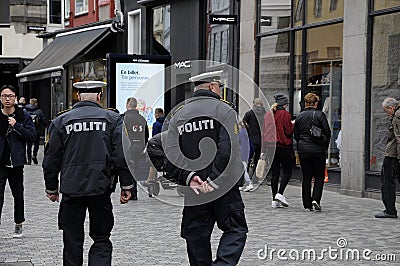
(165, 71, 248, 266)
(43, 81, 134, 266)
(122, 97, 149, 200)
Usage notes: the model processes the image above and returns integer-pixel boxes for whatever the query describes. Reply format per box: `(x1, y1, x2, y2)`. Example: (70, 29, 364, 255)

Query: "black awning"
(17, 25, 111, 81)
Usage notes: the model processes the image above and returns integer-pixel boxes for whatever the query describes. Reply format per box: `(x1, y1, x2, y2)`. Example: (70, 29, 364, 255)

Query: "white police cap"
(73, 81, 106, 93)
(189, 70, 224, 86)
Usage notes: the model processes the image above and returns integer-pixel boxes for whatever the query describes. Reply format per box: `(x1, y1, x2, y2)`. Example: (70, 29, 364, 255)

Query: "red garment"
(263, 109, 293, 147)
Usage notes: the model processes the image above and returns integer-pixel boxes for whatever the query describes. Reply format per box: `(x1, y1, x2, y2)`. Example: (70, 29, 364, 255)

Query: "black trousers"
(248, 143, 261, 178)
(181, 188, 248, 266)
(0, 166, 25, 224)
(270, 147, 294, 199)
(27, 134, 40, 159)
(59, 193, 114, 266)
(380, 157, 400, 215)
(299, 155, 325, 209)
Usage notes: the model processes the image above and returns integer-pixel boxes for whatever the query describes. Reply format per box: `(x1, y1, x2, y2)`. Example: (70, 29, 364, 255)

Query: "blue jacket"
(152, 116, 165, 136)
(0, 106, 36, 167)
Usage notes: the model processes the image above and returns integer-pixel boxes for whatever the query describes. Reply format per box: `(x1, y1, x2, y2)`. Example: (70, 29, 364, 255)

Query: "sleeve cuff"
(45, 189, 58, 194)
(121, 184, 134, 190)
(186, 172, 196, 185)
(207, 177, 220, 189)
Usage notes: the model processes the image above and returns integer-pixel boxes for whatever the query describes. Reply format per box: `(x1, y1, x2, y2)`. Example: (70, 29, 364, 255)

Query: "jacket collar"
(193, 89, 221, 100)
(72, 100, 102, 109)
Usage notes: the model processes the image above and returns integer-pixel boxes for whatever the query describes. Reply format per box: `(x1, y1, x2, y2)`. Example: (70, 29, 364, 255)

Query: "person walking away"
(294, 93, 331, 211)
(165, 71, 248, 265)
(238, 121, 253, 192)
(375, 97, 400, 218)
(264, 93, 294, 208)
(122, 97, 149, 200)
(18, 97, 26, 108)
(152, 108, 165, 136)
(0, 85, 36, 237)
(42, 81, 134, 265)
(24, 98, 48, 164)
(243, 98, 266, 182)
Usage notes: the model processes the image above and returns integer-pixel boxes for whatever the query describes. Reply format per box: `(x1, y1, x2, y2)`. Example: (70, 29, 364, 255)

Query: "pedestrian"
(122, 97, 149, 200)
(0, 85, 36, 238)
(375, 97, 400, 218)
(24, 98, 48, 164)
(18, 97, 26, 108)
(263, 93, 294, 208)
(152, 107, 165, 136)
(294, 92, 331, 211)
(42, 81, 134, 265)
(165, 71, 248, 265)
(238, 121, 253, 192)
(243, 97, 266, 182)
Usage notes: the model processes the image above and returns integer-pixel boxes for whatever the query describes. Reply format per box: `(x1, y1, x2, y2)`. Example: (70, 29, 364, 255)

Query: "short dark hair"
(155, 108, 164, 116)
(0, 85, 17, 95)
(127, 97, 137, 109)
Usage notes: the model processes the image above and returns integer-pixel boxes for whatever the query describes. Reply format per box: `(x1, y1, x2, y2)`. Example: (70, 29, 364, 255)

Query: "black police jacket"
(165, 90, 243, 189)
(43, 101, 134, 196)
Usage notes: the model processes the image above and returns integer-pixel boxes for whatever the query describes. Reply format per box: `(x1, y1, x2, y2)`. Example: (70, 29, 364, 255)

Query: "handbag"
(310, 111, 323, 139)
(255, 153, 266, 178)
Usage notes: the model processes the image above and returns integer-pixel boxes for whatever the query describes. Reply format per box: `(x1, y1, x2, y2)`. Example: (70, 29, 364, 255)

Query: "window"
(374, 0, 400, 11)
(0, 36, 2, 55)
(329, 0, 338, 11)
(49, 0, 61, 24)
(0, 1, 9, 24)
(314, 0, 322, 18)
(75, 0, 88, 15)
(295, 0, 304, 22)
(128, 10, 141, 54)
(152, 5, 170, 53)
(65, 0, 70, 19)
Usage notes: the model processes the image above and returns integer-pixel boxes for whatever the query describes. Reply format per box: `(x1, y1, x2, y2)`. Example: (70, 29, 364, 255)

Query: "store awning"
(17, 25, 111, 82)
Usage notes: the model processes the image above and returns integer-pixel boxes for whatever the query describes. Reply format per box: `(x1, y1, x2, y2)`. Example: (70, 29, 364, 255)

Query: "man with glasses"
(0, 85, 36, 238)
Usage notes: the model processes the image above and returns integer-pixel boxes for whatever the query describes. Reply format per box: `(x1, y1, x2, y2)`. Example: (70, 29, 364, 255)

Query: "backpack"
(29, 111, 40, 127)
(146, 133, 165, 172)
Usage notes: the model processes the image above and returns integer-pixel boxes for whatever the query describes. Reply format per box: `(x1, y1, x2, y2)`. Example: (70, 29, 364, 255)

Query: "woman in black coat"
(294, 93, 331, 211)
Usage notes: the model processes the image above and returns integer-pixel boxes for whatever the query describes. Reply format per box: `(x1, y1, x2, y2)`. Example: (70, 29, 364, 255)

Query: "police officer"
(42, 81, 134, 266)
(122, 97, 149, 200)
(165, 71, 248, 265)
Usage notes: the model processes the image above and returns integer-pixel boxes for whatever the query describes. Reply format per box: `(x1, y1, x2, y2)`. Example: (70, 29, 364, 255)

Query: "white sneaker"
(243, 183, 254, 192)
(312, 200, 322, 211)
(239, 186, 244, 191)
(275, 193, 289, 207)
(13, 224, 23, 238)
(271, 200, 283, 208)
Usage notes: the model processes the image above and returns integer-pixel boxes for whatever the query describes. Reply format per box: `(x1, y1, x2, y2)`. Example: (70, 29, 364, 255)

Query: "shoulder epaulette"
(105, 107, 120, 114)
(220, 99, 236, 109)
(170, 104, 185, 118)
(53, 109, 71, 119)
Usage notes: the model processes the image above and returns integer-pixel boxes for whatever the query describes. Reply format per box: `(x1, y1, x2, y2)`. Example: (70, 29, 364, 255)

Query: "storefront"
(16, 22, 123, 118)
(256, 0, 400, 196)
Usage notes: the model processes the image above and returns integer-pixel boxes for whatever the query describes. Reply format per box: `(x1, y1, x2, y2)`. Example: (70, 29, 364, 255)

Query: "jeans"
(270, 147, 294, 199)
(299, 155, 326, 209)
(0, 166, 25, 224)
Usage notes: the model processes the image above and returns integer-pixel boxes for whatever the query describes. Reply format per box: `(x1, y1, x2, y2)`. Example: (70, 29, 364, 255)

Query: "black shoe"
(26, 159, 31, 165)
(32, 157, 38, 164)
(312, 200, 322, 211)
(130, 194, 138, 201)
(375, 210, 397, 218)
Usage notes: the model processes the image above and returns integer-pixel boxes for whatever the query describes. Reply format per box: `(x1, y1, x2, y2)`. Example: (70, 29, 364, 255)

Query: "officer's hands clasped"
(46, 192, 59, 202)
(120, 189, 132, 204)
(189, 176, 214, 195)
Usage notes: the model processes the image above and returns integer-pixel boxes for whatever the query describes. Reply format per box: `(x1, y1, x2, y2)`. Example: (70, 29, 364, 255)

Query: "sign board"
(209, 15, 237, 24)
(260, 16, 272, 26)
(27, 26, 46, 32)
(107, 54, 171, 128)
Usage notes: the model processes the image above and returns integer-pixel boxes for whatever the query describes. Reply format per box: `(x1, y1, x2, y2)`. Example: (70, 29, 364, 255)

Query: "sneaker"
(13, 224, 23, 238)
(26, 159, 31, 165)
(312, 200, 321, 211)
(238, 186, 244, 191)
(243, 183, 254, 192)
(271, 200, 283, 208)
(275, 193, 289, 207)
(32, 157, 38, 164)
(304, 208, 313, 212)
(375, 210, 397, 218)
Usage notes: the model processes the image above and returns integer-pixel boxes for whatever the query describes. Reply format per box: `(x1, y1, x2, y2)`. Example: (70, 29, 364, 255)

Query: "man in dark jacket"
(42, 81, 134, 265)
(123, 97, 149, 200)
(152, 108, 165, 136)
(24, 98, 48, 164)
(243, 98, 266, 180)
(0, 85, 36, 238)
(165, 71, 247, 265)
(375, 97, 400, 218)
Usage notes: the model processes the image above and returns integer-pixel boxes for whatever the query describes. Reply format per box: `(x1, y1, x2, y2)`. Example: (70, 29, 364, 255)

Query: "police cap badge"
(73, 81, 106, 93)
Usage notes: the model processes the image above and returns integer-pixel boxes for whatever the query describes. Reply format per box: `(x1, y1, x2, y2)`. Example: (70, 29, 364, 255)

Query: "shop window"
(374, 0, 400, 11)
(314, 0, 322, 18)
(206, 0, 230, 66)
(259, 0, 291, 33)
(49, 0, 61, 24)
(370, 13, 400, 171)
(0, 1, 9, 24)
(152, 5, 170, 53)
(306, 23, 343, 167)
(329, 0, 338, 11)
(75, 0, 88, 15)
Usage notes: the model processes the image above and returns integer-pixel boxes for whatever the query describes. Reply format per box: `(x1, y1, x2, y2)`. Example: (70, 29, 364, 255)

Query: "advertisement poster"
(115, 62, 165, 128)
